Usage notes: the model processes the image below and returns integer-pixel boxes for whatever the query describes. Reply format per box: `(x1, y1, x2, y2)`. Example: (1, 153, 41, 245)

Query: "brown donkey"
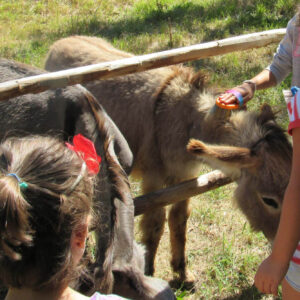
(45, 36, 292, 283)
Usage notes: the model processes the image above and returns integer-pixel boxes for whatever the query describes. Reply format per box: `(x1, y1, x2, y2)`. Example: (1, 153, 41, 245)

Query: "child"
(218, 7, 300, 107)
(219, 6, 300, 299)
(0, 134, 126, 300)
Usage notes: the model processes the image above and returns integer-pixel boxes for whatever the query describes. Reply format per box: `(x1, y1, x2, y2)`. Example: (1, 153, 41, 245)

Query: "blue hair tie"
(291, 86, 300, 96)
(6, 173, 28, 190)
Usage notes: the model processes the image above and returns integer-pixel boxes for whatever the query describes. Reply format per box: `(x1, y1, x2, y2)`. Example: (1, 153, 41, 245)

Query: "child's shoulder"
(289, 14, 299, 28)
(90, 292, 129, 300)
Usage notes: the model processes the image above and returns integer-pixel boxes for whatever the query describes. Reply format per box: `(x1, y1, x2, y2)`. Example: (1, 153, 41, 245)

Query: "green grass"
(1, 0, 298, 299)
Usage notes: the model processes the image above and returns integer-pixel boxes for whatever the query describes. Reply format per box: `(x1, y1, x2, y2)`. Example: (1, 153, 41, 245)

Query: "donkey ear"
(258, 104, 276, 123)
(187, 139, 260, 172)
(191, 72, 207, 91)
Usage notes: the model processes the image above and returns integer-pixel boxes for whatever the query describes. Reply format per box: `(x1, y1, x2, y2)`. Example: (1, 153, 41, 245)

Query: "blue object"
(291, 86, 300, 96)
(226, 89, 244, 107)
(7, 173, 28, 190)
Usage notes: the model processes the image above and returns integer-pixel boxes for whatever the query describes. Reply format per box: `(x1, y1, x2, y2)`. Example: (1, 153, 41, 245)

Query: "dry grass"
(132, 174, 278, 300)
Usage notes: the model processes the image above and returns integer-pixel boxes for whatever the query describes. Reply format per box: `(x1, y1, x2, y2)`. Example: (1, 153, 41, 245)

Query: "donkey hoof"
(169, 271, 196, 290)
(180, 270, 195, 288)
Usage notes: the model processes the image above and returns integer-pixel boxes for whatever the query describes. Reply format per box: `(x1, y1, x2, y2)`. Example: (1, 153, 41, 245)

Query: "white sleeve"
(266, 16, 296, 84)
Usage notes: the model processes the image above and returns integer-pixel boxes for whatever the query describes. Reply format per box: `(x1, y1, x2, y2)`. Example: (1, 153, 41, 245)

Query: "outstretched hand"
(254, 255, 288, 296)
(218, 82, 255, 106)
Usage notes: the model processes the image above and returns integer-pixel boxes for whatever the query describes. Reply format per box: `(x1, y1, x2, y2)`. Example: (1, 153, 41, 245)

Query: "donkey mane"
(82, 87, 130, 205)
(154, 66, 208, 102)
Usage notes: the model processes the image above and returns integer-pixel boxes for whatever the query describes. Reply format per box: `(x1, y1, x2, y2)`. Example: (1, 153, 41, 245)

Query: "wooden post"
(134, 170, 233, 216)
(0, 28, 286, 101)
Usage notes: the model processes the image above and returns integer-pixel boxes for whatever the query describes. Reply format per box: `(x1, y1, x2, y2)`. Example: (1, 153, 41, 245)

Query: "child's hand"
(218, 82, 255, 105)
(254, 255, 288, 296)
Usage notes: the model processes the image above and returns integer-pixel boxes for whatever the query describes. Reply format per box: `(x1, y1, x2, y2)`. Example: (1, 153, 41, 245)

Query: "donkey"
(0, 58, 175, 300)
(45, 36, 293, 283)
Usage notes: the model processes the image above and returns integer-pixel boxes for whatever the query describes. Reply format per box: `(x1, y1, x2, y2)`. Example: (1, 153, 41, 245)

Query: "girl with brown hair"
(0, 134, 126, 300)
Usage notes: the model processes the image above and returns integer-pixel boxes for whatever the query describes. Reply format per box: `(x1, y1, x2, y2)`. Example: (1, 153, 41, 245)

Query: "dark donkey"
(0, 58, 175, 300)
(45, 35, 293, 284)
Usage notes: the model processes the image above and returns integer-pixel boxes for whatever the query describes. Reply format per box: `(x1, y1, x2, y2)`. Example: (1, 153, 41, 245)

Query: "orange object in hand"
(215, 97, 240, 110)
(215, 89, 244, 110)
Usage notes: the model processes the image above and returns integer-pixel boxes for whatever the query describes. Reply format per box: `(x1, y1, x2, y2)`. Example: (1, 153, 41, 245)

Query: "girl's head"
(0, 135, 97, 291)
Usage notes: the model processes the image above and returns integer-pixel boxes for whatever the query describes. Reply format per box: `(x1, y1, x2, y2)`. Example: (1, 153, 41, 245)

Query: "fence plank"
(0, 28, 286, 101)
(134, 170, 233, 216)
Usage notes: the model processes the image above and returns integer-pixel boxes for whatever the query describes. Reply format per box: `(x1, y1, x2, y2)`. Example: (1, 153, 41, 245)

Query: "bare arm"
(219, 15, 296, 106)
(219, 69, 277, 105)
(254, 127, 300, 296)
(250, 69, 277, 91)
(271, 126, 300, 264)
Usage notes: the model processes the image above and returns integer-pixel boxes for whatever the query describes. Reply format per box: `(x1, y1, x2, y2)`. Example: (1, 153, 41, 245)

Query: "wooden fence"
(0, 28, 285, 101)
(0, 28, 286, 208)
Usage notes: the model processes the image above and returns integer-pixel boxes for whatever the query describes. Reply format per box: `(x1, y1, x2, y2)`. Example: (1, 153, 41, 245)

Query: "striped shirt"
(291, 243, 300, 265)
(286, 89, 300, 135)
(90, 292, 129, 300)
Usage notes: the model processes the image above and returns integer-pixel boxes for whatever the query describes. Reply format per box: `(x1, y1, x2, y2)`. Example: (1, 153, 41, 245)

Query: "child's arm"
(218, 69, 277, 105)
(219, 15, 296, 106)
(254, 127, 300, 296)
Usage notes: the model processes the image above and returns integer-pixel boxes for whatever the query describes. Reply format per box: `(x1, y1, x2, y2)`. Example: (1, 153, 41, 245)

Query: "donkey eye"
(262, 197, 279, 209)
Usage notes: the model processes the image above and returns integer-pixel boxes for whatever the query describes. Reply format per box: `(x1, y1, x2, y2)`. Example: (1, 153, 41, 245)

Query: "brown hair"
(0, 135, 95, 290)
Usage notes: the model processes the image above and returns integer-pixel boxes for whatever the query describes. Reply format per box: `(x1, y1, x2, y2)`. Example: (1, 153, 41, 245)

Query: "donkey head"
(187, 104, 292, 240)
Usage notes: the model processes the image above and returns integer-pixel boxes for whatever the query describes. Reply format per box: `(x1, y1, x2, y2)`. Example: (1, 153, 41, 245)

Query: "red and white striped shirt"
(286, 90, 300, 135)
(292, 243, 300, 265)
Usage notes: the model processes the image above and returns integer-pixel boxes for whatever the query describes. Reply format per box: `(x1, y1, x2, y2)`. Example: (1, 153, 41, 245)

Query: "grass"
(1, 0, 298, 299)
(137, 180, 276, 300)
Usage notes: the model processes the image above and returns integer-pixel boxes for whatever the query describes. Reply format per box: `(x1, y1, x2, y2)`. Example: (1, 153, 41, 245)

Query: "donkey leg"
(140, 207, 166, 276)
(139, 175, 166, 276)
(168, 199, 193, 282)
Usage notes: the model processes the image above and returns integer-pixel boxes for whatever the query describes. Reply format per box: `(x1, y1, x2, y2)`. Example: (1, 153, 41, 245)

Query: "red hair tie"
(66, 134, 101, 175)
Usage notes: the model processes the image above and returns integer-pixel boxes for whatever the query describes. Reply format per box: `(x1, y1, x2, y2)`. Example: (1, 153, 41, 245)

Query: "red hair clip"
(66, 134, 101, 175)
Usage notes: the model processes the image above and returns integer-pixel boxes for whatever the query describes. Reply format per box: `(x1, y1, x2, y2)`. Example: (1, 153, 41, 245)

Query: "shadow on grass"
(223, 284, 280, 300)
(33, 0, 295, 48)
(11, 0, 296, 65)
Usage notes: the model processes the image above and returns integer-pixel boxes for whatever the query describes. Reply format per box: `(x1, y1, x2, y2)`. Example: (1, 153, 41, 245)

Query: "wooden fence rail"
(0, 28, 286, 101)
(134, 170, 233, 216)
